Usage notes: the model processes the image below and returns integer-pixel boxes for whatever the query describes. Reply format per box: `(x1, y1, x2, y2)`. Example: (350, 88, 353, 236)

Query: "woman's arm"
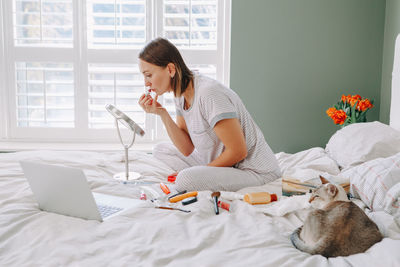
(159, 111, 194, 156)
(208, 118, 248, 167)
(139, 94, 194, 156)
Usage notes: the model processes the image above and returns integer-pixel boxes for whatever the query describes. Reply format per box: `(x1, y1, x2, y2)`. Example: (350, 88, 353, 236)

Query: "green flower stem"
(351, 101, 357, 123)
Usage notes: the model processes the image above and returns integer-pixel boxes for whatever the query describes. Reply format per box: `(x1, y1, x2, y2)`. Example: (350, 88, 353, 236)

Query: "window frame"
(0, 0, 231, 143)
(0, 0, 7, 140)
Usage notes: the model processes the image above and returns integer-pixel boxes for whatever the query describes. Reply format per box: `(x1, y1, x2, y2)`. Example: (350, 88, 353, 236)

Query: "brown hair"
(139, 38, 193, 97)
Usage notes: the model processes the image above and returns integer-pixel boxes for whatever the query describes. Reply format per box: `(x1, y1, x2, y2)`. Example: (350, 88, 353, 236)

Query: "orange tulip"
(357, 99, 373, 112)
(326, 107, 337, 118)
(349, 99, 357, 107)
(332, 110, 347, 125)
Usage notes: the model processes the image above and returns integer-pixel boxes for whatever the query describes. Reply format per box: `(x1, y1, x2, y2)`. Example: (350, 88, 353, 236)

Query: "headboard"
(390, 34, 400, 130)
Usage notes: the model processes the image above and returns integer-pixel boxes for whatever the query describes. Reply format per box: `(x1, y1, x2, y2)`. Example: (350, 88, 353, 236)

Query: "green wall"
(230, 0, 386, 153)
(380, 0, 400, 124)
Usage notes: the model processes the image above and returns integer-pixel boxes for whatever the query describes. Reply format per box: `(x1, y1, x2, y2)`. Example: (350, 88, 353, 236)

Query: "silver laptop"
(20, 161, 144, 222)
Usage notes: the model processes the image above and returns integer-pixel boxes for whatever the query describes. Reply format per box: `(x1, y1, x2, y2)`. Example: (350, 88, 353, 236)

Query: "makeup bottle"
(243, 192, 278, 205)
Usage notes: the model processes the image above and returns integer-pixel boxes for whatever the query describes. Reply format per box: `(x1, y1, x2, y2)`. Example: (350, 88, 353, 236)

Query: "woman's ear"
(167, 63, 176, 78)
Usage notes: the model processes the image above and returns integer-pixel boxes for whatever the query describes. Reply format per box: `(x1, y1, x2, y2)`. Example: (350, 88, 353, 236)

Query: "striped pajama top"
(174, 74, 281, 176)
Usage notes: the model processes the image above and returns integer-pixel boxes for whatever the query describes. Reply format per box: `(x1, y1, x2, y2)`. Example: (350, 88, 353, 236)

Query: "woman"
(138, 38, 281, 192)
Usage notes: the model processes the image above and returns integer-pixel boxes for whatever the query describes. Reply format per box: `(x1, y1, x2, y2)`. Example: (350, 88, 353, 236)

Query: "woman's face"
(139, 59, 172, 95)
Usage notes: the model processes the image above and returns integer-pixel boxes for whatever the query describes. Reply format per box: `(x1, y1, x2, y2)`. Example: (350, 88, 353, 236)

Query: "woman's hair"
(139, 37, 193, 97)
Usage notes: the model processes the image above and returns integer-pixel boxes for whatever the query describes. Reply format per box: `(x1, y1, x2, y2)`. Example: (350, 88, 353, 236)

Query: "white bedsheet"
(276, 147, 341, 181)
(1, 149, 400, 266)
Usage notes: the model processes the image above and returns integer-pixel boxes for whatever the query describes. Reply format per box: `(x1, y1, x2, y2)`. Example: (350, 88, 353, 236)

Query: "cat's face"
(309, 183, 348, 209)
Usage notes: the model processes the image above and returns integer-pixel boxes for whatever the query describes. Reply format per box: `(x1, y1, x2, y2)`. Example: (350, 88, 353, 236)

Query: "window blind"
(15, 62, 74, 127)
(13, 0, 73, 46)
(2, 0, 230, 142)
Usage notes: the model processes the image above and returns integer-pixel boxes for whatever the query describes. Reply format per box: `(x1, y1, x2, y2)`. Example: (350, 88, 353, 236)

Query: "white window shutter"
(1, 0, 231, 142)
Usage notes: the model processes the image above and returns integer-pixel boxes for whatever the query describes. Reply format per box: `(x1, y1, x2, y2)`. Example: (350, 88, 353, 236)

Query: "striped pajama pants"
(153, 142, 280, 192)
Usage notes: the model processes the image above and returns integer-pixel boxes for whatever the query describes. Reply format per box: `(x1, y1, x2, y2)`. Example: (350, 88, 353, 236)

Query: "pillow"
(339, 152, 400, 216)
(325, 121, 400, 169)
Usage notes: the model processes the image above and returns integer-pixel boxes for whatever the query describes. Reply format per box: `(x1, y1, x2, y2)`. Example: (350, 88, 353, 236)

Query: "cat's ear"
(327, 184, 338, 197)
(319, 175, 330, 184)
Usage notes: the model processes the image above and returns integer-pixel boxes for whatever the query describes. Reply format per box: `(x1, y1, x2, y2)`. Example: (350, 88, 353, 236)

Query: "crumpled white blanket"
(1, 149, 400, 267)
(276, 147, 341, 182)
(255, 194, 311, 217)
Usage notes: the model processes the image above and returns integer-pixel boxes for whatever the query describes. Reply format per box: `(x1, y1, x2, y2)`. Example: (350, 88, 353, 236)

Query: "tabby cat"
(290, 176, 383, 257)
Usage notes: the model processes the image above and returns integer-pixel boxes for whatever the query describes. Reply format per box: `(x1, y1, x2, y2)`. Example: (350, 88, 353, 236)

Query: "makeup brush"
(211, 192, 220, 215)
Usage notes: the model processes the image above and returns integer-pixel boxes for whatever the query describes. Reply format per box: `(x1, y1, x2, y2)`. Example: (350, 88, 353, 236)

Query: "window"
(14, 0, 73, 47)
(0, 0, 231, 143)
(86, 0, 146, 48)
(16, 62, 75, 128)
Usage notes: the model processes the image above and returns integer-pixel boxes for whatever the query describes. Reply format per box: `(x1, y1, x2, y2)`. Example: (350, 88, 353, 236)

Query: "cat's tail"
(290, 227, 317, 255)
(291, 227, 330, 256)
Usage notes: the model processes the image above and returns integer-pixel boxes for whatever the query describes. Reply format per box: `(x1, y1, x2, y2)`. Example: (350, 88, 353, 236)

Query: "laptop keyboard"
(97, 204, 123, 218)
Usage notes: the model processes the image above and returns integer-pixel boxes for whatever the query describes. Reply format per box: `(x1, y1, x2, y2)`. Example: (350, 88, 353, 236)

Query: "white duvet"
(1, 148, 400, 267)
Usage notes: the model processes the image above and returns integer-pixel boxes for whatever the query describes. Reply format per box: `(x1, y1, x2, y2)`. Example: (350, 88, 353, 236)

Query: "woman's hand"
(138, 94, 165, 115)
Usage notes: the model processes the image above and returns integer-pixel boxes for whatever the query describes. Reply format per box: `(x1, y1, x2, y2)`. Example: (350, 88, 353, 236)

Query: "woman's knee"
(175, 167, 202, 191)
(152, 142, 177, 160)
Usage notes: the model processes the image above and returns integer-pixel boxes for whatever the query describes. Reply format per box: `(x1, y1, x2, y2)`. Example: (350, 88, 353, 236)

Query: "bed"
(1, 37, 400, 267)
(1, 144, 400, 267)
